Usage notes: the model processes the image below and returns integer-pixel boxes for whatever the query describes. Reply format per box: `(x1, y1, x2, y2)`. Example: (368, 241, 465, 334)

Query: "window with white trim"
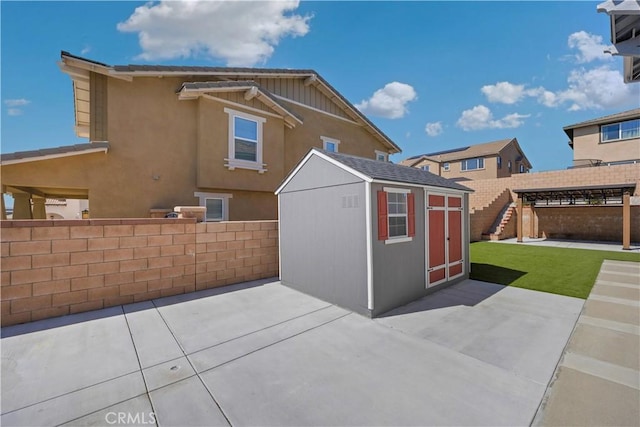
(377, 188, 415, 244)
(321, 136, 340, 152)
(601, 119, 640, 143)
(194, 192, 232, 221)
(497, 156, 502, 169)
(508, 160, 512, 172)
(519, 164, 526, 173)
(443, 162, 450, 171)
(375, 150, 388, 162)
(461, 157, 484, 171)
(421, 165, 430, 172)
(224, 108, 266, 172)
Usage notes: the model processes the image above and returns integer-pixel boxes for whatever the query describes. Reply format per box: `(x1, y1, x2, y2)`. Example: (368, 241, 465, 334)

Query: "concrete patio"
(1, 276, 585, 426)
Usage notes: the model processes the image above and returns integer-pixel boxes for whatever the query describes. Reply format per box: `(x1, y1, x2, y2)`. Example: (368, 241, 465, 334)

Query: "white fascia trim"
(275, 149, 372, 195)
(59, 57, 132, 81)
(114, 70, 315, 78)
(272, 94, 361, 126)
(1, 147, 109, 166)
(365, 181, 374, 311)
(202, 95, 283, 120)
(278, 195, 282, 280)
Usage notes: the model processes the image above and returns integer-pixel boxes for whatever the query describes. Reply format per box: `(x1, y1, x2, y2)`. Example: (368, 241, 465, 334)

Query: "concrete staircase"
(482, 203, 516, 241)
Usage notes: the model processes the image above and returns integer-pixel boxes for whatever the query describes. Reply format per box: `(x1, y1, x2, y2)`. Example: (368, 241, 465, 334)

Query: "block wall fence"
(0, 219, 278, 327)
(464, 163, 640, 241)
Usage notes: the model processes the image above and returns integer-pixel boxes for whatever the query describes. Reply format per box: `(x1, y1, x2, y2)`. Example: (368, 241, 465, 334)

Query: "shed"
(275, 149, 474, 317)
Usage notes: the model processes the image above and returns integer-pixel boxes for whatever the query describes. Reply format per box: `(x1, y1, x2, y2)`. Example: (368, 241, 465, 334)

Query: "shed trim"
(365, 182, 374, 311)
(274, 150, 372, 195)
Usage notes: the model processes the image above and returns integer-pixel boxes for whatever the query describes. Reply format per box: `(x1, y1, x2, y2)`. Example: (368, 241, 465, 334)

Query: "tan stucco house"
(400, 138, 531, 181)
(1, 51, 401, 220)
(564, 108, 640, 168)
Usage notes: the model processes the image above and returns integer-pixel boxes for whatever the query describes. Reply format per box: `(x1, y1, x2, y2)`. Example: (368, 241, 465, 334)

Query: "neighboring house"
(276, 149, 472, 317)
(564, 108, 640, 168)
(400, 138, 532, 181)
(45, 199, 90, 219)
(0, 51, 400, 220)
(597, 0, 640, 83)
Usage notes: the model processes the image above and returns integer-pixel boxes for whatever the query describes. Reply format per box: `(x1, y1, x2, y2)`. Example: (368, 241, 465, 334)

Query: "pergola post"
(622, 192, 631, 250)
(32, 197, 47, 220)
(516, 195, 524, 243)
(1, 187, 6, 220)
(529, 203, 536, 238)
(12, 193, 33, 220)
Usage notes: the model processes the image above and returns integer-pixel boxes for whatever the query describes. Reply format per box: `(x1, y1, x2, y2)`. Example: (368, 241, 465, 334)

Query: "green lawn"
(469, 242, 640, 299)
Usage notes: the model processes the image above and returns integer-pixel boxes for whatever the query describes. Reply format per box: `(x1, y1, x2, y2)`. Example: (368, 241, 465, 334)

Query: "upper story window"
(421, 165, 430, 172)
(497, 156, 502, 169)
(321, 136, 340, 152)
(461, 157, 484, 171)
(375, 150, 388, 162)
(224, 108, 266, 173)
(508, 160, 512, 172)
(601, 119, 640, 143)
(443, 162, 450, 171)
(519, 164, 526, 173)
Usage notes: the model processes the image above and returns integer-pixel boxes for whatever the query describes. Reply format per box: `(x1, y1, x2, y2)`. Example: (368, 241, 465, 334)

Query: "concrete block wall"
(0, 219, 278, 326)
(465, 163, 640, 241)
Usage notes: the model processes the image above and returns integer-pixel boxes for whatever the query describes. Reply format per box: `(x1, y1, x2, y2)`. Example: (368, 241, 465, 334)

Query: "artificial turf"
(469, 241, 640, 299)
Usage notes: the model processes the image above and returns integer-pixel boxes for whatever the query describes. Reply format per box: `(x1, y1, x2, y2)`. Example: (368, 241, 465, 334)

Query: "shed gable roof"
(277, 149, 472, 194)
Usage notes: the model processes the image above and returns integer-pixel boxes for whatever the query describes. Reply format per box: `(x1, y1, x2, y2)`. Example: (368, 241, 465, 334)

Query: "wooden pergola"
(513, 183, 636, 250)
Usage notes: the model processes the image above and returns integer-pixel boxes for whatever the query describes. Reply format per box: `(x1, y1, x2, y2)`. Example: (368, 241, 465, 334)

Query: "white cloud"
(425, 121, 443, 137)
(567, 31, 612, 63)
(456, 105, 530, 131)
(355, 82, 417, 119)
(117, 0, 311, 67)
(481, 82, 526, 104)
(81, 45, 91, 55)
(4, 99, 30, 116)
(4, 99, 30, 107)
(555, 66, 639, 111)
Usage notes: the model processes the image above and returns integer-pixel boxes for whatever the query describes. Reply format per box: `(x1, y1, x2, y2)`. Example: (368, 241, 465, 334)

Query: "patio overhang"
(514, 183, 636, 206)
(513, 183, 636, 250)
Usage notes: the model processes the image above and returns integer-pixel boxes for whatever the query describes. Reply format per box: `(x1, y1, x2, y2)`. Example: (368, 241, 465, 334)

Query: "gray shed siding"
(370, 183, 426, 316)
(279, 158, 369, 315)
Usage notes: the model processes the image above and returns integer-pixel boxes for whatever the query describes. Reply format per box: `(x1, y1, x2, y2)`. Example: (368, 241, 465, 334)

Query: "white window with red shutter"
(378, 187, 415, 244)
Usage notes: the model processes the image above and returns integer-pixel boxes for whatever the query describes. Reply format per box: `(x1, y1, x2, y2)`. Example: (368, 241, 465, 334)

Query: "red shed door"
(427, 194, 447, 286)
(427, 193, 464, 286)
(447, 196, 464, 280)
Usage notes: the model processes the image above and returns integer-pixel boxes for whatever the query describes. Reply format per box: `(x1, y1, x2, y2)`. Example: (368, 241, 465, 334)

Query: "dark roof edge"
(61, 50, 111, 68)
(514, 183, 636, 193)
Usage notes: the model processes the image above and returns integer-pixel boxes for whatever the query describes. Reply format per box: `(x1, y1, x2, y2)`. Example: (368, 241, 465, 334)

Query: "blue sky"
(2, 1, 638, 176)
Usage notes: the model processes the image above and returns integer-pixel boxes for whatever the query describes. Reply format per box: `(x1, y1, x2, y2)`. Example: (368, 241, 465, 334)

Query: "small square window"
(205, 198, 223, 221)
(443, 163, 450, 171)
(376, 151, 388, 162)
(321, 136, 340, 153)
(421, 165, 430, 172)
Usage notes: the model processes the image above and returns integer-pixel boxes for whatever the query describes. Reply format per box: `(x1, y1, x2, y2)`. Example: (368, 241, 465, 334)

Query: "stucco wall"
(572, 123, 640, 165)
(3, 72, 395, 221)
(1, 219, 278, 327)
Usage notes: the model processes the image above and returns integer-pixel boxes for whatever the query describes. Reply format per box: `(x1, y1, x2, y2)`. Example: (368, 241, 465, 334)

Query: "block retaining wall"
(464, 163, 640, 241)
(0, 218, 278, 327)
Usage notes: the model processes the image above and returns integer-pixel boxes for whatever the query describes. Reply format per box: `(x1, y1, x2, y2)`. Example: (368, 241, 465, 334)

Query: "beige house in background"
(563, 108, 640, 168)
(400, 138, 532, 181)
(1, 51, 400, 220)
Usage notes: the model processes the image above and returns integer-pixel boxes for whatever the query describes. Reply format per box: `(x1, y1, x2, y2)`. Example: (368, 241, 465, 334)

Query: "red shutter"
(377, 191, 388, 240)
(407, 192, 415, 237)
